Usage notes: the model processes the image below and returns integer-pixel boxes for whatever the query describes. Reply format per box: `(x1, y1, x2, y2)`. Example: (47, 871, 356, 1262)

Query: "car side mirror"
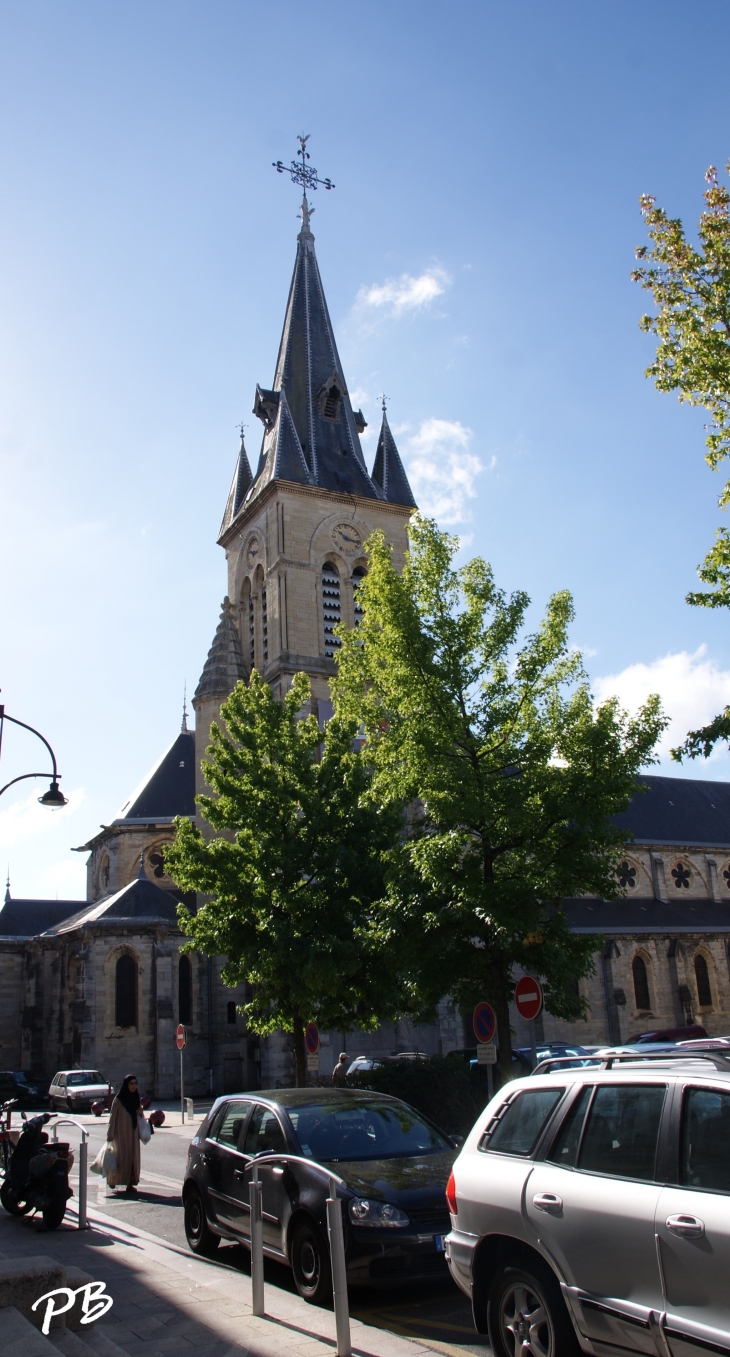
(449, 1135, 465, 1149)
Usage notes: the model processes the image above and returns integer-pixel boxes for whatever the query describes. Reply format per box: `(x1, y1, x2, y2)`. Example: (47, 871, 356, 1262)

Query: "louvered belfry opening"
(322, 382, 342, 421)
(352, 567, 366, 626)
(261, 586, 268, 663)
(322, 562, 342, 657)
(248, 591, 255, 669)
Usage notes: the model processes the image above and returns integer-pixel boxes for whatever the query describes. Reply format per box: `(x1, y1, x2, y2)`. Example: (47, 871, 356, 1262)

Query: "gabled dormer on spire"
(372, 407, 417, 508)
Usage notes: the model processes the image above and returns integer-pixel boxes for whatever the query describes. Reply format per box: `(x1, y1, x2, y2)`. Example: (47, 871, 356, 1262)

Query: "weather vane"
(273, 136, 335, 231)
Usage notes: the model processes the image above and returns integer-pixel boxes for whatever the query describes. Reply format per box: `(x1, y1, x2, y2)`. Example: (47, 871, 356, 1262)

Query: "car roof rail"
(531, 1049, 730, 1076)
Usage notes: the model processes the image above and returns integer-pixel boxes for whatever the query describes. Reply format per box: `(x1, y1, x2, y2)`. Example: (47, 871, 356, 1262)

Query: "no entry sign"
(305, 1022, 320, 1055)
(472, 1001, 497, 1045)
(176, 1023, 187, 1050)
(515, 976, 543, 1022)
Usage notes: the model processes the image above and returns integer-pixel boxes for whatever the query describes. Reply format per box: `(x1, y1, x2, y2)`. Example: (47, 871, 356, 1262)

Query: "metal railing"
(48, 1116, 89, 1230)
(247, 1152, 351, 1357)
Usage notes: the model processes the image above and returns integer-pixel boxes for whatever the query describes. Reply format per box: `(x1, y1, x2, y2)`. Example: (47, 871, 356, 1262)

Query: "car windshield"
(67, 1072, 103, 1086)
(287, 1100, 449, 1161)
(12, 1073, 30, 1084)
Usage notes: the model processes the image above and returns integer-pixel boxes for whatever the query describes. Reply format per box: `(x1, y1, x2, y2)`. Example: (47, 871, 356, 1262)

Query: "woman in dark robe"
(106, 1074, 142, 1195)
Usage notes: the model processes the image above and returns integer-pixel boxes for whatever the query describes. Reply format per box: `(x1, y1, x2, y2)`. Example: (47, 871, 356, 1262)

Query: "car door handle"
(532, 1193, 563, 1215)
(666, 1214, 705, 1239)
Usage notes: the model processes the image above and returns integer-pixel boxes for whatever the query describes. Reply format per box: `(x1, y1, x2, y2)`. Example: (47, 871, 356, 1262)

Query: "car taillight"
(446, 1170, 457, 1216)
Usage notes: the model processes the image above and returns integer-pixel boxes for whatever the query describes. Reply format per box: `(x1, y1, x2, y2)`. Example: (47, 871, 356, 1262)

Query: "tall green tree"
(165, 670, 403, 1085)
(633, 160, 730, 758)
(333, 518, 666, 1077)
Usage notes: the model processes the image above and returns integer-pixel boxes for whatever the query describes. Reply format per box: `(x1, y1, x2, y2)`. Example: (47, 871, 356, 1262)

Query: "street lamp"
(0, 702, 68, 806)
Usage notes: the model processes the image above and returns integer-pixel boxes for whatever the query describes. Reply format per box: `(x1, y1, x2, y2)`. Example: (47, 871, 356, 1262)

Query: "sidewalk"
(0, 1193, 442, 1357)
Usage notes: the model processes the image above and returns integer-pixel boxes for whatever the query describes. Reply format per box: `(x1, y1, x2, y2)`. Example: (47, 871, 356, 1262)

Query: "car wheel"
(290, 1218, 332, 1305)
(184, 1187, 220, 1257)
(487, 1260, 580, 1357)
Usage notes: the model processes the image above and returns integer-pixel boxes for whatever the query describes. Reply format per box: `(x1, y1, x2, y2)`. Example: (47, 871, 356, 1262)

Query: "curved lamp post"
(0, 703, 68, 806)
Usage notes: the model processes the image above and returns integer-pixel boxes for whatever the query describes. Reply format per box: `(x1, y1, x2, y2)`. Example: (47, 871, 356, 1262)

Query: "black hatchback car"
(182, 1088, 460, 1303)
(0, 1071, 48, 1109)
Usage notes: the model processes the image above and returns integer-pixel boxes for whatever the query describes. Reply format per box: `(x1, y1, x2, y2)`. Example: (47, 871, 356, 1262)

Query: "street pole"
(487, 1064, 493, 1102)
(529, 1017, 537, 1069)
(180, 1044, 184, 1124)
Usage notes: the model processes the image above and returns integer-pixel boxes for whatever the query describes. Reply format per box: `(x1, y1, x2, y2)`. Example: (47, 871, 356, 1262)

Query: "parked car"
(623, 1024, 707, 1044)
(0, 1071, 49, 1109)
(445, 1047, 730, 1356)
(514, 1043, 593, 1070)
(346, 1056, 385, 1076)
(48, 1070, 109, 1113)
(183, 1087, 459, 1302)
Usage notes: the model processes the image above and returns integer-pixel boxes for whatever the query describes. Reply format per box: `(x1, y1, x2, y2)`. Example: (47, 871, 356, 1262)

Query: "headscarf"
(117, 1074, 141, 1131)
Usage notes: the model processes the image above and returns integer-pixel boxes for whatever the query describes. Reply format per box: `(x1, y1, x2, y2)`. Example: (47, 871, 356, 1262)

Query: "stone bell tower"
(195, 163, 417, 735)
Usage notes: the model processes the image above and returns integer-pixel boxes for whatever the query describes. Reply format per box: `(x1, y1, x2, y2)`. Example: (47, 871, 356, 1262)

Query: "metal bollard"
(77, 1137, 88, 1230)
(326, 1175, 351, 1357)
(249, 1163, 264, 1317)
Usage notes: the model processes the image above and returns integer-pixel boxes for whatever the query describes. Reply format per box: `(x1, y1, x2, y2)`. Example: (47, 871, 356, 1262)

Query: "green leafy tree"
(333, 518, 666, 1077)
(165, 671, 403, 1086)
(633, 161, 730, 758)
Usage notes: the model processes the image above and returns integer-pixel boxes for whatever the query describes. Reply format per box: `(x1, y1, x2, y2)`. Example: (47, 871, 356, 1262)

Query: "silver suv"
(445, 1050, 730, 1357)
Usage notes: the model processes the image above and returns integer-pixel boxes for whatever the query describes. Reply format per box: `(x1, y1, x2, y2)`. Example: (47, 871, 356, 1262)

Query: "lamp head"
(39, 780, 68, 808)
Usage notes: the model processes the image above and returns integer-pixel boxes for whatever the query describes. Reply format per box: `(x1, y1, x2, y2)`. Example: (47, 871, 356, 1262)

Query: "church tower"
(195, 151, 416, 743)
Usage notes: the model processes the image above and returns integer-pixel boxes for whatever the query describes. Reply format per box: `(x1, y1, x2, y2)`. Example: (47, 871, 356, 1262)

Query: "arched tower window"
(632, 954, 651, 1010)
(695, 953, 712, 1008)
(261, 585, 268, 664)
(115, 955, 137, 1028)
(322, 562, 342, 657)
(243, 578, 254, 670)
(179, 955, 192, 1026)
(352, 567, 366, 627)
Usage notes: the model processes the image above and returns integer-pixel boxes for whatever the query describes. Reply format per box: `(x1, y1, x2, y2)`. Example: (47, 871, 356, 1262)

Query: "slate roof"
(117, 731, 196, 821)
(194, 597, 247, 702)
(42, 873, 185, 935)
(219, 429, 254, 536)
(371, 411, 417, 508)
(564, 897, 730, 935)
(614, 775, 730, 847)
(0, 899, 88, 938)
(220, 217, 418, 530)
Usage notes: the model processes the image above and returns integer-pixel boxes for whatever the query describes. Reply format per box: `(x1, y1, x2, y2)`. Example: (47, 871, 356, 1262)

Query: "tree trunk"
(292, 1008, 306, 1087)
(491, 964, 513, 1083)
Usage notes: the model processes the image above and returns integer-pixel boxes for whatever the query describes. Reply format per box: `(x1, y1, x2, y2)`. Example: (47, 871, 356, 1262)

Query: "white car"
(445, 1048, 730, 1357)
(49, 1069, 109, 1113)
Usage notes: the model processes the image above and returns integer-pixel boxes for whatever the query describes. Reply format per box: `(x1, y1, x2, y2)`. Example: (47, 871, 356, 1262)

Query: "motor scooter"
(0, 1111, 73, 1229)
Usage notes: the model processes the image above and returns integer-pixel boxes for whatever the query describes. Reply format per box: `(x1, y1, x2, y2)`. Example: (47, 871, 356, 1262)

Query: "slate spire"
(219, 428, 254, 536)
(371, 404, 417, 508)
(194, 597, 247, 701)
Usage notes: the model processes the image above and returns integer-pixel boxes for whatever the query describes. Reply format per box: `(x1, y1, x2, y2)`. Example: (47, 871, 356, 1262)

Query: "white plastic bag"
(90, 1142, 116, 1176)
(138, 1115, 152, 1145)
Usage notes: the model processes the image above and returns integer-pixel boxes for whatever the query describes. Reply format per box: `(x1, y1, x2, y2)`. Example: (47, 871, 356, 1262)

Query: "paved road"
(61, 1109, 489, 1356)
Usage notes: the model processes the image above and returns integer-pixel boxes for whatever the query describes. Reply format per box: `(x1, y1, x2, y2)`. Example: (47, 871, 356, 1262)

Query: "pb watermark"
(32, 1281, 113, 1334)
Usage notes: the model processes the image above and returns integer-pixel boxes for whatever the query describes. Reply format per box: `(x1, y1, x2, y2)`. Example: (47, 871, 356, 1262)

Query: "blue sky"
(3, 0, 730, 898)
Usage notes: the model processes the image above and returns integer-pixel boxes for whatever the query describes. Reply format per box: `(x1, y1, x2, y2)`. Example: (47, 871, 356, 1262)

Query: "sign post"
(514, 976, 543, 1068)
(473, 1001, 497, 1101)
(176, 1024, 187, 1122)
(305, 1022, 320, 1078)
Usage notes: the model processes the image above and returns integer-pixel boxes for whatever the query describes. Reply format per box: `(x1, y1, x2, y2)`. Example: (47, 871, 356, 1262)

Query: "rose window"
(149, 851, 166, 879)
(618, 860, 637, 889)
(724, 866, 730, 889)
(671, 862, 691, 890)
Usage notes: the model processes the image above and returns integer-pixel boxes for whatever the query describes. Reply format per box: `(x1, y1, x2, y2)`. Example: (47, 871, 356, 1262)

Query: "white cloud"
(356, 268, 450, 317)
(0, 785, 86, 851)
(593, 646, 730, 771)
(403, 418, 485, 524)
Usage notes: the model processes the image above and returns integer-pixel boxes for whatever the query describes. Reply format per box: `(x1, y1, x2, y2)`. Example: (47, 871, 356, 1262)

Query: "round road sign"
(515, 976, 543, 1021)
(305, 1022, 320, 1055)
(472, 1001, 496, 1045)
(176, 1023, 187, 1050)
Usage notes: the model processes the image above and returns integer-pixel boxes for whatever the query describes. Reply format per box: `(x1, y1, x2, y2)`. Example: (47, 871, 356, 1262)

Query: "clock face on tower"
(246, 537, 260, 569)
(331, 523, 362, 556)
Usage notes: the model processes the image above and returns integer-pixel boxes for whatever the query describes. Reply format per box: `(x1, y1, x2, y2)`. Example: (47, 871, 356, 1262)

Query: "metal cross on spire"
(273, 135, 335, 232)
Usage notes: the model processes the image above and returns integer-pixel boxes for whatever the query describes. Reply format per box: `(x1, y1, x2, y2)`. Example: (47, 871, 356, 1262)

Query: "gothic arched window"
(179, 955, 192, 1026)
(632, 954, 651, 1011)
(261, 585, 268, 664)
(227, 1001, 237, 1024)
(115, 955, 137, 1028)
(322, 562, 342, 657)
(695, 953, 712, 1008)
(245, 580, 255, 669)
(352, 567, 366, 627)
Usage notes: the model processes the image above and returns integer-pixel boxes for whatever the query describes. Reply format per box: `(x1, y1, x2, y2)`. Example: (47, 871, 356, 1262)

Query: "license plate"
(434, 1234, 445, 1252)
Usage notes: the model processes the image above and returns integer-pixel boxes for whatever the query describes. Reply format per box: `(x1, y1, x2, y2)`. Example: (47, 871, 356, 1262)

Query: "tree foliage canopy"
(633, 162, 730, 760)
(333, 518, 666, 1073)
(165, 671, 403, 1085)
